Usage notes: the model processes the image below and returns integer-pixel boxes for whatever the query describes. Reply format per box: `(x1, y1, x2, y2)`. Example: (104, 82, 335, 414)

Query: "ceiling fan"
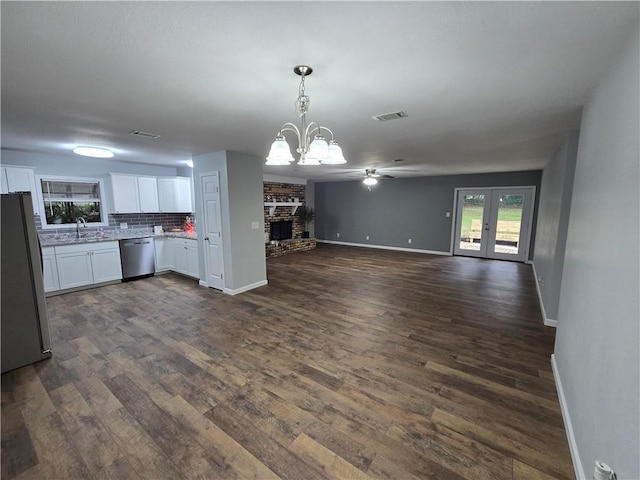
(364, 168, 394, 179)
(335, 168, 395, 179)
(362, 169, 392, 189)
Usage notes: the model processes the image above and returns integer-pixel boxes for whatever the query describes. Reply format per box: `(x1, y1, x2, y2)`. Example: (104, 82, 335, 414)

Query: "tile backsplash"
(35, 212, 193, 235)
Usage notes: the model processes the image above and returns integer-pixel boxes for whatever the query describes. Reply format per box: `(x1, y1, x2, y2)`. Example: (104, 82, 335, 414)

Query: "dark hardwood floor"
(2, 244, 573, 479)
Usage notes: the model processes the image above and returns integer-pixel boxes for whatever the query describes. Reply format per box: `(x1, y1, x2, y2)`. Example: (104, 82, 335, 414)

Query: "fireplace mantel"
(264, 201, 302, 216)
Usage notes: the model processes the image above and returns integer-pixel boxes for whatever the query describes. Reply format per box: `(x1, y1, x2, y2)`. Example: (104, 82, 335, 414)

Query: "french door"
(453, 187, 534, 262)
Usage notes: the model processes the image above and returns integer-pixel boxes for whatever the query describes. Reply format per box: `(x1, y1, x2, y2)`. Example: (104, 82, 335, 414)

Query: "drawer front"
(55, 240, 119, 255)
(174, 238, 197, 248)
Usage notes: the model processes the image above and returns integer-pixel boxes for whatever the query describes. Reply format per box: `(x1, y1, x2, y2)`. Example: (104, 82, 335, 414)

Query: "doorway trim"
(450, 185, 536, 262)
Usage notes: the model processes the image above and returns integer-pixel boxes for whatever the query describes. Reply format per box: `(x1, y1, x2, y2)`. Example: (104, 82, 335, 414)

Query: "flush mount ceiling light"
(72, 146, 114, 158)
(266, 65, 346, 166)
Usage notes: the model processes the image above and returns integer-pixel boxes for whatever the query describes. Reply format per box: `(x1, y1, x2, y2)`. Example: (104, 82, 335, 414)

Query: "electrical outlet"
(366, 235, 369, 240)
(408, 238, 412, 244)
(446, 212, 451, 218)
(336, 232, 340, 238)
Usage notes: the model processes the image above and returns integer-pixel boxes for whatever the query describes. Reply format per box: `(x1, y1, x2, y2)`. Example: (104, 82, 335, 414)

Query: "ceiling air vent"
(372, 111, 408, 122)
(129, 130, 161, 139)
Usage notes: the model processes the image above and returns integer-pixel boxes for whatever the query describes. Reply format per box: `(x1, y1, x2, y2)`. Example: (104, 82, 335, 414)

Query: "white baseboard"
(223, 279, 268, 296)
(531, 263, 557, 328)
(316, 239, 451, 256)
(551, 354, 585, 480)
(198, 280, 208, 287)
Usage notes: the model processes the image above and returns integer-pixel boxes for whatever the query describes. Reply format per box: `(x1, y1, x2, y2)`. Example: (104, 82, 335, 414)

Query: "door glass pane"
(494, 194, 524, 255)
(459, 194, 485, 251)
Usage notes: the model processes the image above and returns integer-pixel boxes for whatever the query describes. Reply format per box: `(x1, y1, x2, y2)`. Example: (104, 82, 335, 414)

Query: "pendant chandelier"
(266, 65, 346, 166)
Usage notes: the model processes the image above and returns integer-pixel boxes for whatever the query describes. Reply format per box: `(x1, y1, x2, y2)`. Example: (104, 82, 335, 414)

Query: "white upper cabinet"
(110, 174, 140, 213)
(110, 174, 190, 214)
(158, 177, 192, 213)
(175, 177, 193, 213)
(1, 166, 39, 215)
(157, 178, 175, 212)
(110, 174, 161, 214)
(137, 176, 160, 213)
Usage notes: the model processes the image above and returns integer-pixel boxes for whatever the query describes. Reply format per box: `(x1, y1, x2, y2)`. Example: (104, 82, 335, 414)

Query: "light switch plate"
(251, 221, 259, 230)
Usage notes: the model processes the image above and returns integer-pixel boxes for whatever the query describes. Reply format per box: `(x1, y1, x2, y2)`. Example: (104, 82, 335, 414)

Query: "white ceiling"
(1, 2, 638, 181)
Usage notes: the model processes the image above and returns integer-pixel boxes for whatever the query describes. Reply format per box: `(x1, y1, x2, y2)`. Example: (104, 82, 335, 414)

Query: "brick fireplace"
(263, 181, 316, 258)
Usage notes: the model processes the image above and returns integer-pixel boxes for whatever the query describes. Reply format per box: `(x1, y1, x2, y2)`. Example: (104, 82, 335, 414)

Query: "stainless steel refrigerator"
(1, 192, 52, 373)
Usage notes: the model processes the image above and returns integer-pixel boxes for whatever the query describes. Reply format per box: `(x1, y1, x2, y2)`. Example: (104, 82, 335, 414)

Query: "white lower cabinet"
(154, 237, 174, 271)
(173, 238, 199, 278)
(55, 241, 122, 290)
(41, 247, 60, 293)
(90, 248, 124, 283)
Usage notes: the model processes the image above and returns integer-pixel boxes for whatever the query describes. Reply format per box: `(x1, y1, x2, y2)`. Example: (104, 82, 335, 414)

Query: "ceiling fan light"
(266, 136, 294, 165)
(323, 141, 346, 164)
(363, 176, 378, 186)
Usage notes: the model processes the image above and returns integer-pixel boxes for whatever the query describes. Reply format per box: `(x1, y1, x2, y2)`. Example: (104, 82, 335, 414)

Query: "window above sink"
(37, 175, 108, 229)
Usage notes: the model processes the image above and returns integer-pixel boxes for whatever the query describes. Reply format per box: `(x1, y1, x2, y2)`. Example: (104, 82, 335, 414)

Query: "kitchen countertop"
(39, 228, 197, 247)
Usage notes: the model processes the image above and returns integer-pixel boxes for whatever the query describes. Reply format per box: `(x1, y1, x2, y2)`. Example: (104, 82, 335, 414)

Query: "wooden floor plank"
(288, 432, 373, 480)
(104, 374, 230, 479)
(432, 408, 573, 479)
(161, 394, 281, 480)
(1, 392, 38, 479)
(24, 412, 93, 480)
(1, 245, 573, 480)
(48, 383, 125, 476)
(101, 406, 185, 480)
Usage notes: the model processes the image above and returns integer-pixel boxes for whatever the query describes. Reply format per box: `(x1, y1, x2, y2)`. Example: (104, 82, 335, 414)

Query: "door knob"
(204, 237, 209, 241)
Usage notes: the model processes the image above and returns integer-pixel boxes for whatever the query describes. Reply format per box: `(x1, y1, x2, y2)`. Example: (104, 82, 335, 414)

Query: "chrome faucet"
(76, 217, 87, 238)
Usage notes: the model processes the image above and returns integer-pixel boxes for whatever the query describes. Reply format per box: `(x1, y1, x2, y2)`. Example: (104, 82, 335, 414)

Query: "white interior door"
(201, 172, 224, 290)
(454, 187, 534, 262)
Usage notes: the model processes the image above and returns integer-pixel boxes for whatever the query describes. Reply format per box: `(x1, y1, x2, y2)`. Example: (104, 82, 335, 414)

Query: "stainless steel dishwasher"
(119, 237, 155, 280)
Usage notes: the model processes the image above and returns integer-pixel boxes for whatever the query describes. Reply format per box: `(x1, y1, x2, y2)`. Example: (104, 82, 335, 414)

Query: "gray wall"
(226, 151, 267, 290)
(315, 170, 542, 255)
(554, 26, 639, 479)
(193, 150, 266, 292)
(1, 149, 178, 177)
(532, 131, 579, 323)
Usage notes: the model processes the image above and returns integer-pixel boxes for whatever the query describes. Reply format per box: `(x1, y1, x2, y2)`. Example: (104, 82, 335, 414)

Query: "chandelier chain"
(296, 75, 309, 117)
